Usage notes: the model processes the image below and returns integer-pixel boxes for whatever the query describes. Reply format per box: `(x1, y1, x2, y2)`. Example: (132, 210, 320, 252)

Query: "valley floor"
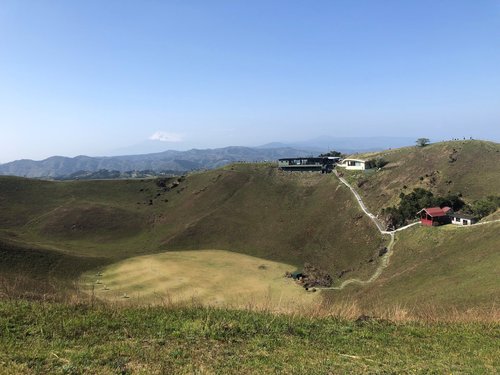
(83, 250, 319, 310)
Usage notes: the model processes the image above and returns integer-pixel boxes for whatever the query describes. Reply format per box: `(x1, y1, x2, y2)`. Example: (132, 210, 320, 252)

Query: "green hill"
(0, 237, 109, 300)
(0, 164, 384, 299)
(331, 222, 500, 317)
(345, 140, 500, 213)
(1, 142, 499, 315)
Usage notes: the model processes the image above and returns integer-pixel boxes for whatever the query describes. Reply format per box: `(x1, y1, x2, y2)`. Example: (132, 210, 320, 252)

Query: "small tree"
(366, 157, 388, 169)
(319, 150, 344, 158)
(416, 138, 430, 147)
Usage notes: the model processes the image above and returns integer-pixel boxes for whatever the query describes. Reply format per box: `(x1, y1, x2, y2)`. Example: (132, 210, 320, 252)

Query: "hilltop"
(345, 140, 500, 213)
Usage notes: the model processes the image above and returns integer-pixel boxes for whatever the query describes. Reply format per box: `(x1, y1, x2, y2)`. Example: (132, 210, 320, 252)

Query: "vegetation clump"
(462, 195, 500, 218)
(381, 188, 465, 229)
(369, 157, 389, 169)
(416, 137, 430, 147)
(381, 189, 499, 229)
(318, 150, 344, 157)
(288, 263, 333, 288)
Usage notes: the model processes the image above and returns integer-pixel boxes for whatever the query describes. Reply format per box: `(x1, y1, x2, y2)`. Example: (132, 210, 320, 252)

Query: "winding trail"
(335, 173, 387, 232)
(319, 173, 405, 290)
(322, 172, 499, 290)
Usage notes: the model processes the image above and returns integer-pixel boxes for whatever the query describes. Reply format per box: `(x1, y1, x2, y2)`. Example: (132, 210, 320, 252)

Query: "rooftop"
(418, 207, 448, 217)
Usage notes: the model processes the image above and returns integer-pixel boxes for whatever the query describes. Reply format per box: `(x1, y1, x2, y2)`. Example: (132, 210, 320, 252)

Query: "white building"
(337, 158, 373, 171)
(448, 213, 478, 226)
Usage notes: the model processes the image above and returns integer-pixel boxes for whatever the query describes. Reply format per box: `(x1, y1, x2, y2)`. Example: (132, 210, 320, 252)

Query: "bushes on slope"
(381, 188, 465, 229)
(462, 196, 500, 218)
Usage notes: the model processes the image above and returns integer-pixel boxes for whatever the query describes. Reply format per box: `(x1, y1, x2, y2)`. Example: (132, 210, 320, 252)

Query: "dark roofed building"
(448, 212, 478, 226)
(278, 157, 335, 173)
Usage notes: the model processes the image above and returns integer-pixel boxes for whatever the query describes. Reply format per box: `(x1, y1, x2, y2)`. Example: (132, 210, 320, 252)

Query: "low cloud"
(149, 131, 183, 142)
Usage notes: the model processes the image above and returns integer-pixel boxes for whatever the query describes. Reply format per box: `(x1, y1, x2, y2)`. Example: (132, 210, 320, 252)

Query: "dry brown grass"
(0, 273, 78, 302)
(3, 274, 497, 323)
(80, 250, 320, 311)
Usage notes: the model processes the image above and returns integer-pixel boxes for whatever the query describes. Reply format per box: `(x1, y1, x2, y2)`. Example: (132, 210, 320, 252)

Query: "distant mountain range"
(110, 136, 416, 156)
(0, 146, 316, 178)
(0, 136, 417, 178)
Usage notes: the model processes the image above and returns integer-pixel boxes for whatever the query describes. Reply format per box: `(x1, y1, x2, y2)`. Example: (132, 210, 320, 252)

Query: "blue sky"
(0, 0, 499, 162)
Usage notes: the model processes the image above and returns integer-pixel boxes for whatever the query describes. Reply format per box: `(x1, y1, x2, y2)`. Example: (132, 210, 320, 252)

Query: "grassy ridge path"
(328, 170, 500, 290)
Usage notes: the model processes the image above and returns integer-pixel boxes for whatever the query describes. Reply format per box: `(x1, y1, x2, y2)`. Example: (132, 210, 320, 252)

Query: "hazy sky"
(0, 1, 499, 162)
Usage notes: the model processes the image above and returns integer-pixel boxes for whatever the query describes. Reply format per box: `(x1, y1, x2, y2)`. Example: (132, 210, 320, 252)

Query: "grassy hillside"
(2, 146, 498, 315)
(0, 237, 109, 300)
(332, 222, 500, 315)
(157, 165, 385, 278)
(1, 300, 498, 374)
(0, 164, 384, 298)
(344, 140, 500, 213)
(0, 238, 107, 281)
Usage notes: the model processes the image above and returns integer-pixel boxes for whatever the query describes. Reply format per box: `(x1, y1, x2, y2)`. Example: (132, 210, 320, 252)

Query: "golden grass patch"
(83, 250, 319, 311)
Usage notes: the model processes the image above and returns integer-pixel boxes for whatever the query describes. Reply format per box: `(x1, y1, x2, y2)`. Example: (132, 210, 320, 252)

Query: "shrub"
(319, 150, 344, 158)
(357, 179, 368, 188)
(381, 188, 465, 229)
(416, 138, 430, 147)
(463, 196, 500, 218)
(365, 157, 388, 169)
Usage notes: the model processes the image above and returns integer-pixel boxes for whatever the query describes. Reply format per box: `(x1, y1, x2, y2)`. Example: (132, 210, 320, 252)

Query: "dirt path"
(335, 173, 387, 232)
(323, 172, 499, 290)
(316, 173, 401, 290)
(322, 233, 395, 290)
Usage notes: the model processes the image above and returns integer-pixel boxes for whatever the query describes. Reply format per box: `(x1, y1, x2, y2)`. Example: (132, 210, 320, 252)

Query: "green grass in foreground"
(1, 300, 498, 374)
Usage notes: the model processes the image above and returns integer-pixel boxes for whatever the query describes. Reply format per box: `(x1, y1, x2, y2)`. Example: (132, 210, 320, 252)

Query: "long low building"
(278, 157, 338, 173)
(337, 158, 374, 170)
(448, 212, 478, 226)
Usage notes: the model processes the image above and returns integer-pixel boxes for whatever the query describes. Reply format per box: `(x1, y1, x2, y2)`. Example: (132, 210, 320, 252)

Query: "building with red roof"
(417, 207, 451, 226)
